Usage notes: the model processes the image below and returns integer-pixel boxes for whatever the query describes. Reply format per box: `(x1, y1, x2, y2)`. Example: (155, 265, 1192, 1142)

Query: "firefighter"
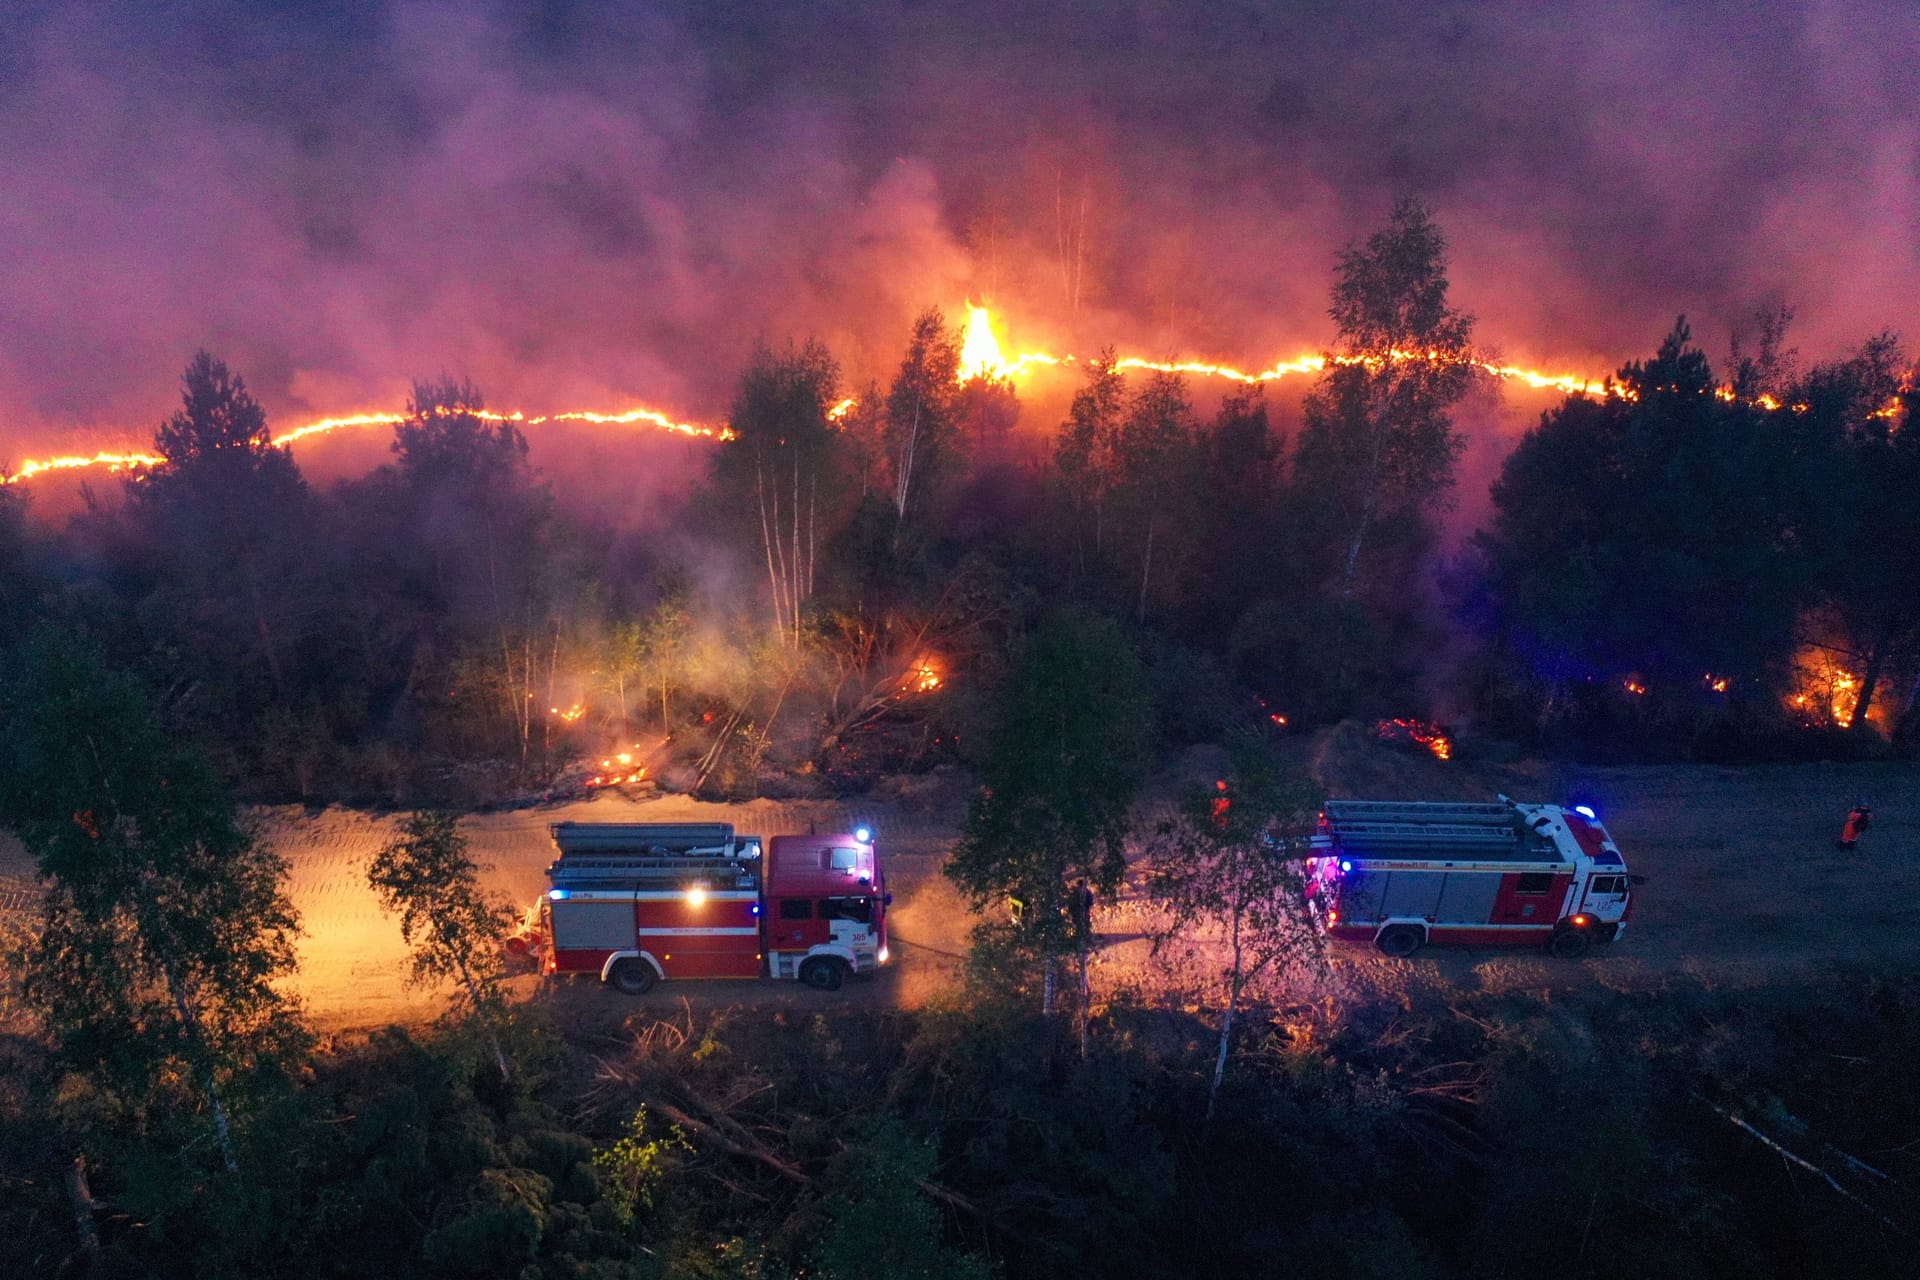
(1070, 878, 1095, 942)
(1838, 799, 1872, 851)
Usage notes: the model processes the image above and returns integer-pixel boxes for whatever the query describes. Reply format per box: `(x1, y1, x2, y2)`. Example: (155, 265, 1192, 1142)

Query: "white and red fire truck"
(1305, 798, 1634, 958)
(528, 822, 888, 993)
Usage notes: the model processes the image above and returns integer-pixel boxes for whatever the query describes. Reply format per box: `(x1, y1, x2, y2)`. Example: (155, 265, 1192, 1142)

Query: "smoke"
(1, 0, 1915, 480)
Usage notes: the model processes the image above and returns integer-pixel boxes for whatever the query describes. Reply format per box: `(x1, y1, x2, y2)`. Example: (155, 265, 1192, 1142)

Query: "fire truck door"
(1579, 873, 1628, 919)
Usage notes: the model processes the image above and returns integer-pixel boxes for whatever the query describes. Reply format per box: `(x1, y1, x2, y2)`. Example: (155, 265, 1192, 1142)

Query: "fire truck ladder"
(1322, 800, 1528, 857)
(548, 823, 761, 890)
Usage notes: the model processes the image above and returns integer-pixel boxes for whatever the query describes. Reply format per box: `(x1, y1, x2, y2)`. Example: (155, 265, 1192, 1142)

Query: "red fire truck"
(1305, 798, 1634, 958)
(530, 822, 888, 993)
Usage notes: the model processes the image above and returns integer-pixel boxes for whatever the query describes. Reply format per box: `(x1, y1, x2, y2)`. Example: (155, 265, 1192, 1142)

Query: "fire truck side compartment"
(550, 897, 637, 950)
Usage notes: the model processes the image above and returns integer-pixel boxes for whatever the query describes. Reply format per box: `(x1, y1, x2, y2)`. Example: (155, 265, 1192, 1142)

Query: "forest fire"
(1376, 717, 1453, 760)
(3, 306, 1629, 487)
(8, 306, 1901, 490)
(1787, 650, 1863, 728)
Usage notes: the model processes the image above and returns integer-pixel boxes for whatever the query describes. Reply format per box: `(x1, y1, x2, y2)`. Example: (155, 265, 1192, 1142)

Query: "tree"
(1112, 368, 1197, 621)
(1786, 335, 1920, 735)
(367, 811, 516, 1081)
(715, 342, 843, 647)
(1474, 321, 1806, 723)
(387, 377, 568, 764)
(131, 351, 314, 702)
(1050, 352, 1125, 590)
(1293, 199, 1477, 598)
(885, 309, 964, 534)
(0, 629, 307, 1176)
(1145, 736, 1323, 1125)
(946, 608, 1152, 1013)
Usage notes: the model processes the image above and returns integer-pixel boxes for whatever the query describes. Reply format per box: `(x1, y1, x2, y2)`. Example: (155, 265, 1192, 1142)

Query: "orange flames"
(5, 402, 724, 486)
(1787, 649, 1863, 729)
(585, 744, 651, 789)
(13, 305, 1896, 488)
(902, 658, 942, 695)
(1377, 717, 1452, 761)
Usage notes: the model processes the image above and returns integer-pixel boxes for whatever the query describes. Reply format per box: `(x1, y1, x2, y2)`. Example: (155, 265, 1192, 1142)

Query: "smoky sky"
(1, 0, 1916, 459)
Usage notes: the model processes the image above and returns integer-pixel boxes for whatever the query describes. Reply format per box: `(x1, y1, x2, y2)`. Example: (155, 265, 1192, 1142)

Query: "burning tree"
(1145, 737, 1324, 1125)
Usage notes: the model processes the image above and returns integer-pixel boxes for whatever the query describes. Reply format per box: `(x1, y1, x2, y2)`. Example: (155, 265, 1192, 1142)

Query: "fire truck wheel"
(1549, 927, 1592, 959)
(1375, 925, 1423, 958)
(800, 957, 847, 991)
(608, 958, 658, 994)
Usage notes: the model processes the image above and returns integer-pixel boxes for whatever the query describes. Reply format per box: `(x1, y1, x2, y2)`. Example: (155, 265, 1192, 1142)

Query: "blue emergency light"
(1574, 805, 1597, 820)
(548, 888, 570, 900)
(854, 826, 873, 844)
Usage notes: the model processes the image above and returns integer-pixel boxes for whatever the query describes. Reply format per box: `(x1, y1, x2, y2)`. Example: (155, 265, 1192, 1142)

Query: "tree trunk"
(164, 967, 240, 1174)
(1206, 986, 1240, 1131)
(1042, 955, 1056, 1017)
(452, 946, 510, 1083)
(1137, 517, 1156, 622)
(1852, 623, 1890, 732)
(65, 1155, 101, 1266)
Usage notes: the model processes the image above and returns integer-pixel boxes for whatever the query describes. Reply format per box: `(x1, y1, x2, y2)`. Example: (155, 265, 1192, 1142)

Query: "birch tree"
(1146, 736, 1323, 1126)
(719, 342, 841, 647)
(1294, 199, 1477, 598)
(0, 631, 307, 1177)
(367, 811, 516, 1082)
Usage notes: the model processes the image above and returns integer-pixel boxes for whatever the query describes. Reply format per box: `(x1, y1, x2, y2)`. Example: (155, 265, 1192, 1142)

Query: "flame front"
(13, 303, 1891, 488)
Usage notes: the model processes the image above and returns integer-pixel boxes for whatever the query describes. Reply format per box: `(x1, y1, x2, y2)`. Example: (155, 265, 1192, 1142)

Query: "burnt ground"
(1, 733, 1917, 1031)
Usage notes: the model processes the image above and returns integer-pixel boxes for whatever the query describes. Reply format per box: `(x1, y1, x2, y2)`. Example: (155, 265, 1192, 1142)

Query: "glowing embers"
(1376, 718, 1453, 761)
(901, 657, 943, 695)
(585, 743, 652, 790)
(1787, 648, 1863, 729)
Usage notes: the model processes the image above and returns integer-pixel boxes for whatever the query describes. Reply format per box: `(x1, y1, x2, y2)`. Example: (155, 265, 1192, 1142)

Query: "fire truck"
(1305, 798, 1633, 958)
(529, 822, 888, 993)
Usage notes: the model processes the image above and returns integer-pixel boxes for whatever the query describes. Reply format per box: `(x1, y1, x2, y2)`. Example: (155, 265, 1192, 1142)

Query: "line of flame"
(6, 307, 1903, 485)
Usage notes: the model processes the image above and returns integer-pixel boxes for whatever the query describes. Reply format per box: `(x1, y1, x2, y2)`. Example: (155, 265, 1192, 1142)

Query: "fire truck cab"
(535, 822, 888, 994)
(1306, 799, 1633, 958)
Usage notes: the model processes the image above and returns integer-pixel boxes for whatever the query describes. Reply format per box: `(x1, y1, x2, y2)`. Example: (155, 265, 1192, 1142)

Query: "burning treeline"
(2, 202, 1916, 805)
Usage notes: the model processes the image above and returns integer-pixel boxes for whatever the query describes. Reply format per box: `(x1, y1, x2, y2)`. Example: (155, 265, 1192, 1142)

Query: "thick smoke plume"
(2, 1, 1915, 471)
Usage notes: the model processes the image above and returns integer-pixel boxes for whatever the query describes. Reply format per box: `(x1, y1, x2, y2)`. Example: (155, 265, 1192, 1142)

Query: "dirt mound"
(1303, 719, 1551, 802)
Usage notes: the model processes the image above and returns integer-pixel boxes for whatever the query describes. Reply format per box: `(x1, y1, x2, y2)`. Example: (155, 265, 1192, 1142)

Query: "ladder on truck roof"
(1321, 800, 1533, 857)
(547, 822, 761, 890)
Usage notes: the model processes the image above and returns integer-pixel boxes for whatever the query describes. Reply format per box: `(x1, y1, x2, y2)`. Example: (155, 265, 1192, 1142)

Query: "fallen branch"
(1704, 1098, 1903, 1232)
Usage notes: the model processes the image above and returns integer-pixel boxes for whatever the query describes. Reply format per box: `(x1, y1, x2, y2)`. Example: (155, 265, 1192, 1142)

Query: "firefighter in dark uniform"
(1838, 799, 1872, 851)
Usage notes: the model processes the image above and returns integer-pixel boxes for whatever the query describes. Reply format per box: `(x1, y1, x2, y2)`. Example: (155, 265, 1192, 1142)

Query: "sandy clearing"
(4, 756, 1917, 1030)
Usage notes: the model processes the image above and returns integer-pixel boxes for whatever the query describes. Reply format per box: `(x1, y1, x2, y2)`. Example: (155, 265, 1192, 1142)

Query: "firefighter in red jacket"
(1838, 800, 1872, 851)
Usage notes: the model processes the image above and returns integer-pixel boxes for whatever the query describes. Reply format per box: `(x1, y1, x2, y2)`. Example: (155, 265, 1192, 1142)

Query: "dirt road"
(1, 757, 1915, 1029)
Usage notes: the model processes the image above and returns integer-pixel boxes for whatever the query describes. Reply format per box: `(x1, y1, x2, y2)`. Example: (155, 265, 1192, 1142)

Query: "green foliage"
(368, 811, 516, 1078)
(0, 627, 307, 1178)
(1145, 735, 1324, 1116)
(945, 607, 1153, 955)
(812, 1121, 994, 1280)
(1294, 197, 1476, 601)
(593, 1107, 687, 1226)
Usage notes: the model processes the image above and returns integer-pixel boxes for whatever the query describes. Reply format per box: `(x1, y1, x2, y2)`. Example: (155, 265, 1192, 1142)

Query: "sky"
(1, 0, 1916, 468)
